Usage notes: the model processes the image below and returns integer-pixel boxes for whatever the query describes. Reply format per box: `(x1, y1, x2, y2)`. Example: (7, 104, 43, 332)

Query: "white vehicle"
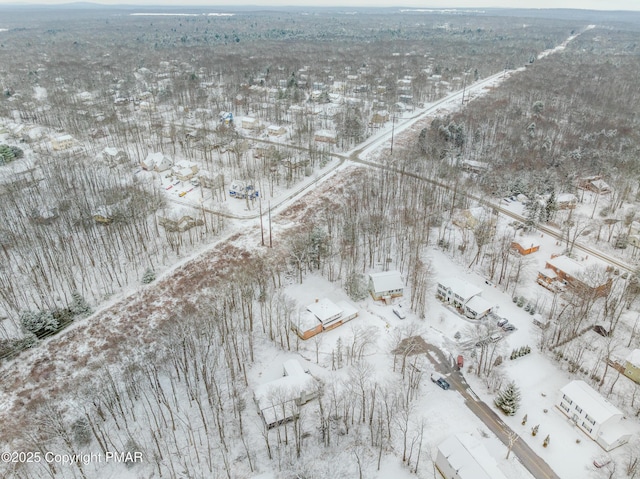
(393, 306, 406, 319)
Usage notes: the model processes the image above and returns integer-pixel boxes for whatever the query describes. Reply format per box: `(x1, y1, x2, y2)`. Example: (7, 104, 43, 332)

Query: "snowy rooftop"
(438, 433, 509, 479)
(283, 359, 306, 377)
(254, 359, 316, 425)
(465, 295, 493, 314)
(560, 380, 622, 425)
(513, 236, 540, 249)
(103, 147, 119, 156)
(315, 129, 336, 138)
(145, 151, 169, 164)
(438, 277, 482, 301)
(296, 311, 321, 333)
(546, 255, 585, 277)
(627, 349, 640, 368)
(336, 300, 358, 320)
(369, 271, 404, 293)
(307, 298, 343, 323)
(175, 159, 196, 169)
(557, 193, 577, 203)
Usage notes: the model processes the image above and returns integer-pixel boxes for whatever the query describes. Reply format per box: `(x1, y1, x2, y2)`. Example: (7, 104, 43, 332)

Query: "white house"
(51, 134, 74, 151)
(142, 152, 173, 172)
(241, 117, 259, 130)
(557, 380, 632, 451)
(102, 147, 128, 166)
(436, 278, 493, 319)
(172, 160, 199, 181)
(254, 359, 318, 429)
(436, 433, 509, 479)
(368, 271, 404, 301)
(267, 125, 286, 136)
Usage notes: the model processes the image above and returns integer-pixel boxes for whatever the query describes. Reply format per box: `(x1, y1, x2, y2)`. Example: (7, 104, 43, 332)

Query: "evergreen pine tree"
(70, 291, 92, 318)
(524, 200, 541, 231)
(544, 191, 557, 222)
(494, 381, 521, 416)
(142, 268, 156, 284)
(344, 271, 367, 301)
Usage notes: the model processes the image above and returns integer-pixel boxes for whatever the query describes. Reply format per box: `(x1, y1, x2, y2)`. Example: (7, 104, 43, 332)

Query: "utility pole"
(461, 74, 466, 105)
(268, 201, 273, 248)
(390, 114, 397, 155)
(259, 195, 265, 246)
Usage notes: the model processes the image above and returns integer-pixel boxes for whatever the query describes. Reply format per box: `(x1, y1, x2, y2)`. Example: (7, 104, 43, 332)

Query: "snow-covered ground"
(3, 26, 633, 479)
(279, 235, 640, 479)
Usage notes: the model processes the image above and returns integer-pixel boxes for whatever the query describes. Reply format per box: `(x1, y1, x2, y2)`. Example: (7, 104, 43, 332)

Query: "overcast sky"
(0, 0, 638, 9)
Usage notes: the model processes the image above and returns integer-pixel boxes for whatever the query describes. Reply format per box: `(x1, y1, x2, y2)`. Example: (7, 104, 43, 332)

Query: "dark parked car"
(431, 373, 450, 390)
(497, 318, 508, 328)
(593, 325, 609, 337)
(502, 324, 516, 332)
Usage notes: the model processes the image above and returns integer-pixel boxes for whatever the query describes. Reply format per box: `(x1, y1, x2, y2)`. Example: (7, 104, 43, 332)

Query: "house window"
(562, 394, 573, 405)
(581, 422, 593, 434)
(585, 415, 596, 425)
(560, 402, 570, 412)
(575, 405, 582, 414)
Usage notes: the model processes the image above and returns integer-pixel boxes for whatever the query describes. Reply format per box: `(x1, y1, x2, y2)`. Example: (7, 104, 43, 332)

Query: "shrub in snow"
(72, 418, 92, 446)
(522, 414, 528, 425)
(142, 268, 156, 284)
(0, 334, 37, 359)
(20, 310, 59, 337)
(494, 381, 521, 416)
(16, 333, 37, 351)
(510, 346, 532, 360)
(70, 291, 92, 318)
(532, 424, 539, 436)
(543, 434, 550, 447)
